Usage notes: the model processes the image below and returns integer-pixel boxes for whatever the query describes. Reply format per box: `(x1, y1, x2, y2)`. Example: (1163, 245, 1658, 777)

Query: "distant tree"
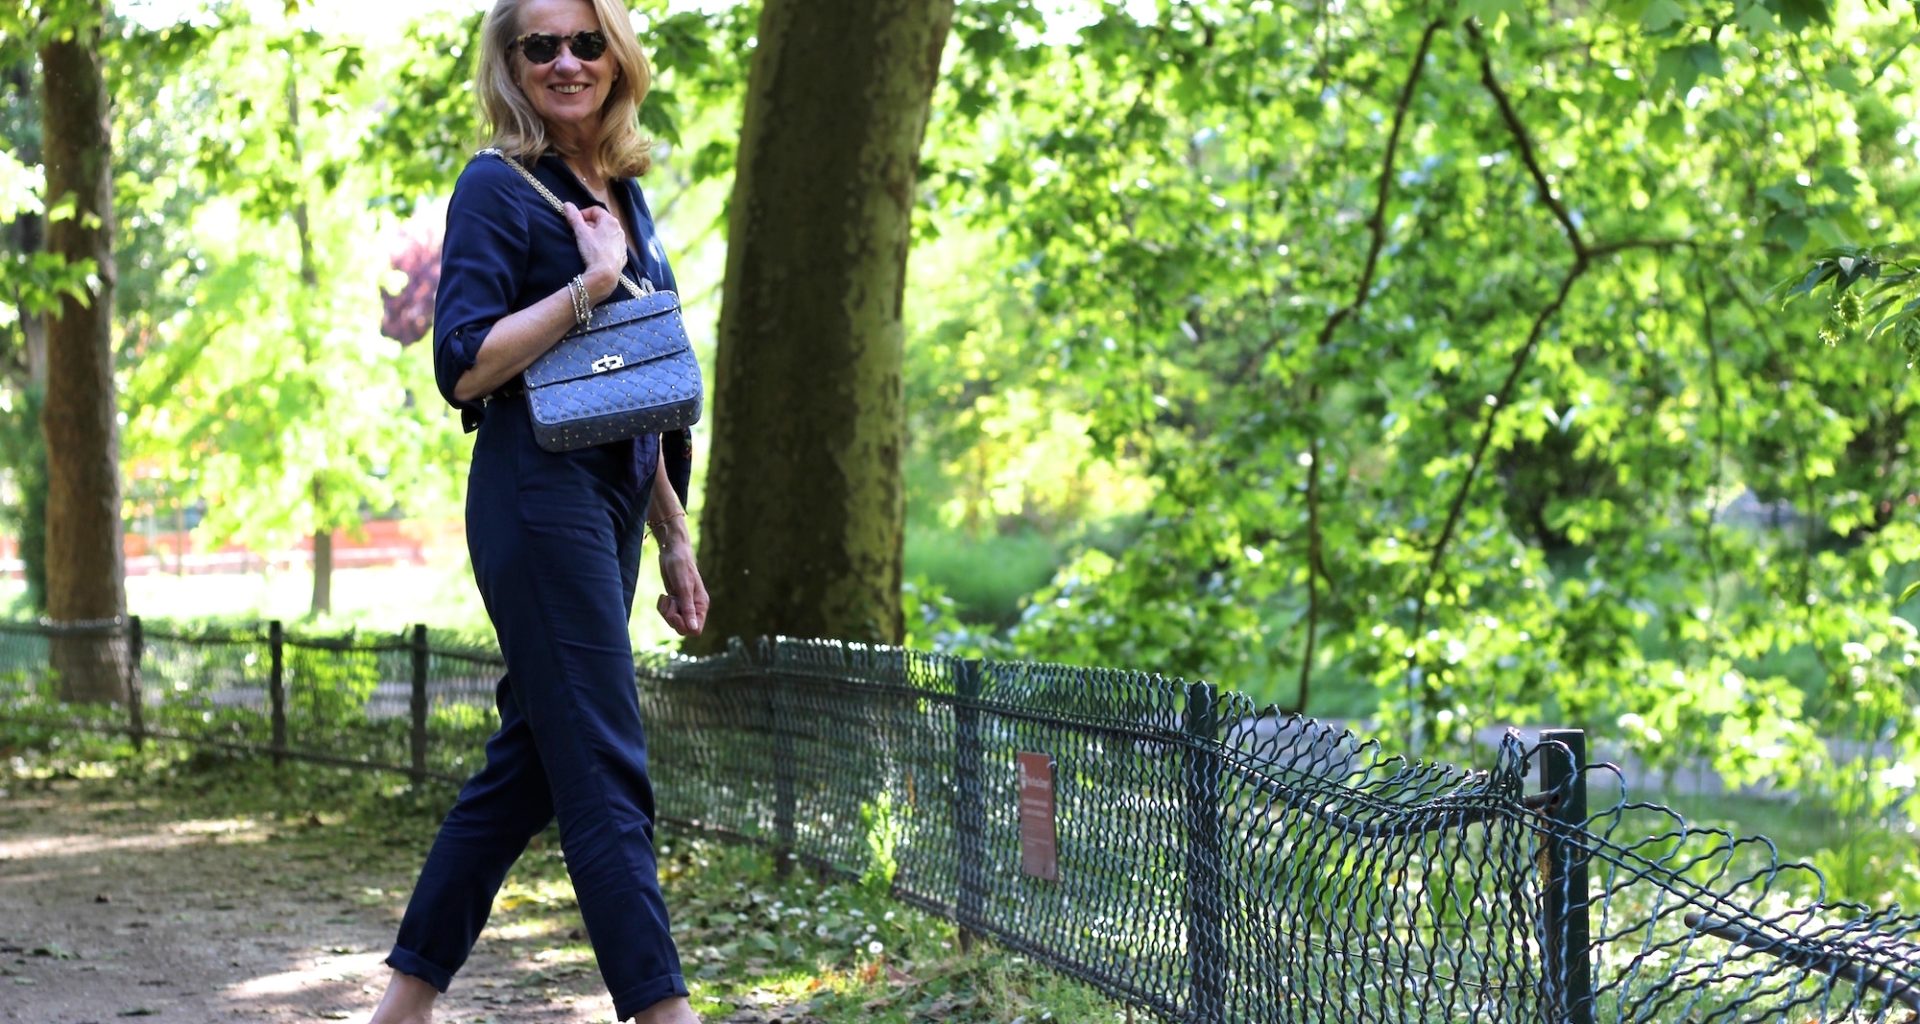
(116, 16, 467, 619)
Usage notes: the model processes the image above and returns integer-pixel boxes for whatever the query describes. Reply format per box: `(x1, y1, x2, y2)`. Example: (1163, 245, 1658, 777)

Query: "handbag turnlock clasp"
(591, 354, 625, 374)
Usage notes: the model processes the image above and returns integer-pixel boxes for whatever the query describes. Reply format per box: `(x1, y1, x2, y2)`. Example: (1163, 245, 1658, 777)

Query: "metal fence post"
(124, 616, 145, 751)
(268, 620, 287, 767)
(410, 624, 429, 785)
(954, 658, 986, 952)
(1540, 728, 1593, 1024)
(1184, 680, 1226, 1023)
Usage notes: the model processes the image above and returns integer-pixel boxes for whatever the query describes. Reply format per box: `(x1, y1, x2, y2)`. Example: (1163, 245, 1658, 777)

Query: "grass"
(905, 524, 1065, 626)
(0, 734, 1131, 1024)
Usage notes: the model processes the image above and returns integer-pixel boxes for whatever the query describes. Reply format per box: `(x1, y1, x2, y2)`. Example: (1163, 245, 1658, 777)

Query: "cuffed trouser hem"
(384, 947, 455, 993)
(611, 972, 690, 1021)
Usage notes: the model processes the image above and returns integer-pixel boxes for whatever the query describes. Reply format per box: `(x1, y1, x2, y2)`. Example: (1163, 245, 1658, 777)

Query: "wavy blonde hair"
(476, 0, 653, 178)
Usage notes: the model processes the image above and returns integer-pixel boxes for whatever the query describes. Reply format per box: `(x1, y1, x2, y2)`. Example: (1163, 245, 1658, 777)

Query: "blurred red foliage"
(380, 201, 445, 346)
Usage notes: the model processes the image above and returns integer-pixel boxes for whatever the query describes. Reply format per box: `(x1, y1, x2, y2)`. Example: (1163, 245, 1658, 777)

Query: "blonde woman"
(368, 1, 706, 1022)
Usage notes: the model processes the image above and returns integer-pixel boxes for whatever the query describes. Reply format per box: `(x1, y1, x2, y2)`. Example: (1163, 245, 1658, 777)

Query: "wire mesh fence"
(2, 617, 1918, 1022)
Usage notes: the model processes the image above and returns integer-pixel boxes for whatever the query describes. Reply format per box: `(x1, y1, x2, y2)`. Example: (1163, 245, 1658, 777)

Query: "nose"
(553, 48, 582, 73)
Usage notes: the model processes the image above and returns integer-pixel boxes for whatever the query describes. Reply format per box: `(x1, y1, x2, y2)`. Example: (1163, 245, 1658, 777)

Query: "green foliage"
(894, 0, 1920, 825)
(0, 385, 47, 610)
(111, 9, 468, 585)
(858, 790, 903, 893)
(1782, 246, 1920, 364)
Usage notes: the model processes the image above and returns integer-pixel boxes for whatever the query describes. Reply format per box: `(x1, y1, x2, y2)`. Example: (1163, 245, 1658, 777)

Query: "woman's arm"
(451, 202, 626, 403)
(649, 447, 709, 637)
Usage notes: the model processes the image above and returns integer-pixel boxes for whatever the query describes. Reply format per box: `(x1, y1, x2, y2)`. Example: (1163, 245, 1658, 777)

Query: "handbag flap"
(523, 291, 690, 389)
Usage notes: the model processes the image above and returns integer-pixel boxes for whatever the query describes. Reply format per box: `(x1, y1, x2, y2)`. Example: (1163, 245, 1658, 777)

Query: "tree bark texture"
(40, 8, 128, 702)
(694, 0, 954, 650)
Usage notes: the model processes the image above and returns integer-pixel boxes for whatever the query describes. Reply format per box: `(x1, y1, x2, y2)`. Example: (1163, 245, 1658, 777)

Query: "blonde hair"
(476, 0, 653, 178)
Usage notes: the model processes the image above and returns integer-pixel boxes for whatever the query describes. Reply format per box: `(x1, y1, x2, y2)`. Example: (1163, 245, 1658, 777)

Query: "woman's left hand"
(656, 543, 709, 637)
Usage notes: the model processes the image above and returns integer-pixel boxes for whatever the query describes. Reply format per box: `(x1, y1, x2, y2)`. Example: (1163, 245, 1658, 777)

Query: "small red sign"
(1017, 752, 1058, 881)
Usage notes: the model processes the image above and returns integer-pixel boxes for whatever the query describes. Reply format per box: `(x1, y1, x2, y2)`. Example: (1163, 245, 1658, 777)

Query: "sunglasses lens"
(520, 34, 561, 63)
(572, 31, 607, 60)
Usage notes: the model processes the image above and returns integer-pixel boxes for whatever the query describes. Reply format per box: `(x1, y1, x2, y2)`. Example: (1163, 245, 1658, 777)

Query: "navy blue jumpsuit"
(386, 151, 691, 1020)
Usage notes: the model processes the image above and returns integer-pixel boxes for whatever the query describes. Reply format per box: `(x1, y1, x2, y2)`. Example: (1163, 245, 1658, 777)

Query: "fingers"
(655, 561, 709, 637)
(682, 583, 709, 634)
(656, 593, 703, 637)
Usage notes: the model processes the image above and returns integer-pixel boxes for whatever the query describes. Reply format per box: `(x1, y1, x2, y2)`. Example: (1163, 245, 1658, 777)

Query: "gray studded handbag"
(484, 149, 704, 453)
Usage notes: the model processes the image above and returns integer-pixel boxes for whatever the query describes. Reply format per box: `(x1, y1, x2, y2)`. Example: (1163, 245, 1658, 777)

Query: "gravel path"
(0, 777, 616, 1024)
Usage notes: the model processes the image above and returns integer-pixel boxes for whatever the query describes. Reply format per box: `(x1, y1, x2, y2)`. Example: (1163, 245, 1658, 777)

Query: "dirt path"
(0, 777, 617, 1024)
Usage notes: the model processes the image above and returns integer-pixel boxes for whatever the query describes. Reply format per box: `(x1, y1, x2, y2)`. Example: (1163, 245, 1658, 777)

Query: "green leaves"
(1776, 246, 1920, 354)
(1639, 0, 1689, 33)
(1765, 0, 1835, 30)
(1652, 41, 1723, 95)
(899, 0, 1920, 809)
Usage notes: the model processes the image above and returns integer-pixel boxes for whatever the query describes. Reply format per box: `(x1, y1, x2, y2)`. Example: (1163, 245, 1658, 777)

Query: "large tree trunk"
(693, 0, 954, 650)
(40, 5, 127, 703)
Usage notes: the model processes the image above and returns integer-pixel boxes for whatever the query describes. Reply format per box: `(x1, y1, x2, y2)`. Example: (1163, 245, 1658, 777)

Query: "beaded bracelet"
(568, 275, 591, 326)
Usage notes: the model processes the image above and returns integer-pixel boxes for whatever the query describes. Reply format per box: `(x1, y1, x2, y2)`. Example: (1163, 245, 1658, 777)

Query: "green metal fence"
(2, 616, 1917, 1022)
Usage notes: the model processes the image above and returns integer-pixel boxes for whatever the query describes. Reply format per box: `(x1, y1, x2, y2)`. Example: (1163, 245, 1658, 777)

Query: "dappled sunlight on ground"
(0, 777, 617, 1023)
(226, 951, 389, 998)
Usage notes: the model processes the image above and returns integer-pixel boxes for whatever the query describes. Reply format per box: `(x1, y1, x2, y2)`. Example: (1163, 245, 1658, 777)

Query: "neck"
(550, 123, 600, 179)
(564, 155, 601, 188)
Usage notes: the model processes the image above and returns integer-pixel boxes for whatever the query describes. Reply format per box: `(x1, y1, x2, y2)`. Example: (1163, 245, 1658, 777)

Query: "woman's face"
(514, 0, 615, 141)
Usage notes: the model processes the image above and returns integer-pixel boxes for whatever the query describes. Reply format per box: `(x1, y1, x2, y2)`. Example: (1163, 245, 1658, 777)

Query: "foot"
(628, 996, 700, 1024)
(367, 969, 438, 1024)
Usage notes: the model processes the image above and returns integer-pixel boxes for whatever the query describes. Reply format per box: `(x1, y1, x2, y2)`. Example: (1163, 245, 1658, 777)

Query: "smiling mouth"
(553, 84, 587, 94)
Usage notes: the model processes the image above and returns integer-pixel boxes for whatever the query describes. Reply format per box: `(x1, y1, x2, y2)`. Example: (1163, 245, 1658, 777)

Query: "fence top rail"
(0, 616, 124, 637)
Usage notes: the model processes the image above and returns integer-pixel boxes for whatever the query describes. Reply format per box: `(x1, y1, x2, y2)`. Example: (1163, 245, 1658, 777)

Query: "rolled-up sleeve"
(434, 157, 528, 425)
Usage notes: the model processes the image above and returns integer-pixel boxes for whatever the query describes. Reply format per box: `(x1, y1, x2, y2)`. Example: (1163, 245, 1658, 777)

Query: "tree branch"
(1695, 263, 1726, 624)
(1242, 21, 1445, 385)
(1466, 19, 1584, 256)
(1406, 263, 1582, 699)
(1289, 18, 1444, 715)
(1587, 237, 1696, 260)
(1402, 21, 1694, 734)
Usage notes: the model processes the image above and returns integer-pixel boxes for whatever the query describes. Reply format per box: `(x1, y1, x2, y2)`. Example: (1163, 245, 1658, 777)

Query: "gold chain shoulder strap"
(477, 148, 649, 300)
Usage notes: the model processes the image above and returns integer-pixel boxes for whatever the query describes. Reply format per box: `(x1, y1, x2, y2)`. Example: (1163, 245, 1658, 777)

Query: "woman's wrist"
(581, 264, 621, 303)
(648, 509, 689, 546)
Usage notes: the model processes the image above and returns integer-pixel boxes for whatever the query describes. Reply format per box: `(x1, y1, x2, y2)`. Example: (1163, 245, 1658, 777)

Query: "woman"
(368, 1, 706, 1022)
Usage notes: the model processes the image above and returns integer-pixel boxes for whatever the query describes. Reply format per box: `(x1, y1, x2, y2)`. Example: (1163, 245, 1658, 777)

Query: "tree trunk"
(39, 6, 127, 702)
(287, 65, 332, 620)
(311, 487, 332, 617)
(693, 0, 954, 650)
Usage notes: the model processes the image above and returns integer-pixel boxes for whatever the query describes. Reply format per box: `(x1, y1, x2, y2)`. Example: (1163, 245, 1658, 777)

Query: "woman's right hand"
(563, 201, 626, 302)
